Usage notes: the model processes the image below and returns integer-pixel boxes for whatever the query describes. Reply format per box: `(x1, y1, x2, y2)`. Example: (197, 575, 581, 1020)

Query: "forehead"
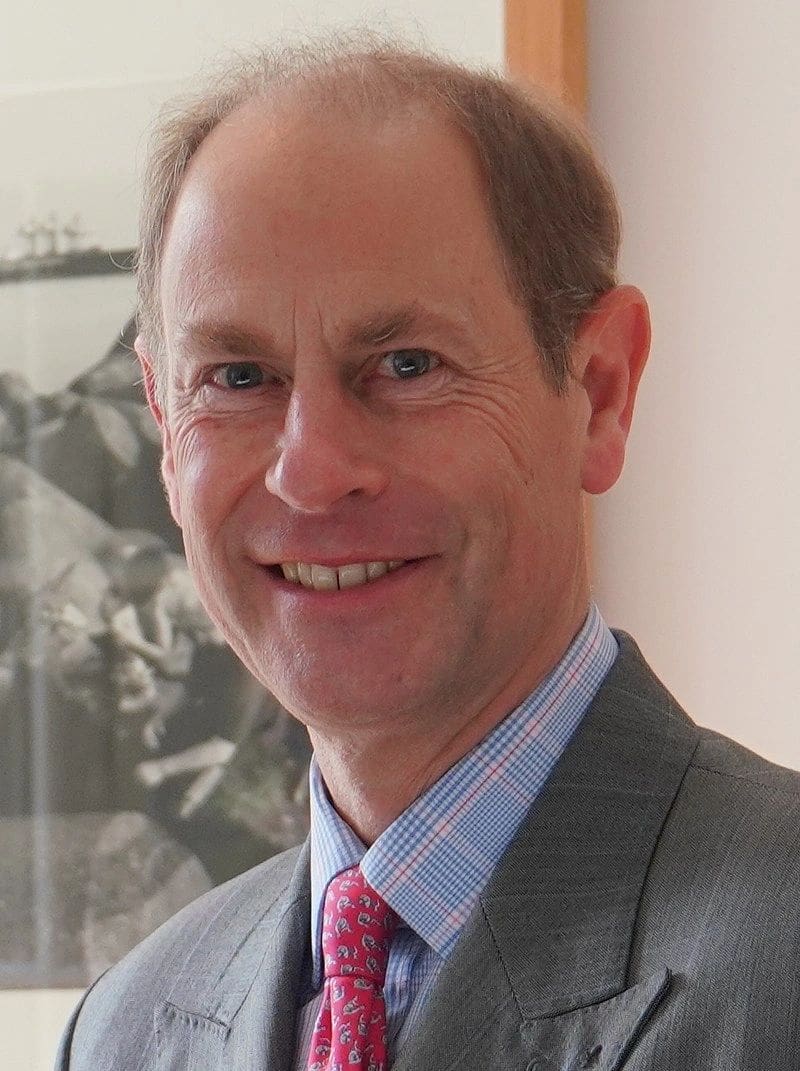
(159, 98, 518, 345)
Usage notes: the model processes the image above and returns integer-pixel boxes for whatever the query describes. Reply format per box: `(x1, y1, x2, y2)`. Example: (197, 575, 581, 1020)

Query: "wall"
(587, 2, 800, 767)
(0, 4, 503, 1069)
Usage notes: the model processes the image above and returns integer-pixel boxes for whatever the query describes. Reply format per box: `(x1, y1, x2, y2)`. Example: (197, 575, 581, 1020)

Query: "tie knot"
(320, 866, 398, 985)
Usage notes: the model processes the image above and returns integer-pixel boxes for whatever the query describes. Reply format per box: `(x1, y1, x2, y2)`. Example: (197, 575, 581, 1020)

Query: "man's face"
(152, 101, 591, 737)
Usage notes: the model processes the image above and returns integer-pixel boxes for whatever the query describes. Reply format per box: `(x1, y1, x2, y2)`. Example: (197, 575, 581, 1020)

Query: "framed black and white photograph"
(0, 79, 311, 993)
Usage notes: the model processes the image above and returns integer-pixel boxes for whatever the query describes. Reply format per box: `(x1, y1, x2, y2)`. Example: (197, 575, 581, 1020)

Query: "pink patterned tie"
(307, 866, 399, 1071)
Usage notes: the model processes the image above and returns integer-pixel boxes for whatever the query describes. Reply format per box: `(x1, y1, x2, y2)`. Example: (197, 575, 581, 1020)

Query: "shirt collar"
(308, 603, 617, 977)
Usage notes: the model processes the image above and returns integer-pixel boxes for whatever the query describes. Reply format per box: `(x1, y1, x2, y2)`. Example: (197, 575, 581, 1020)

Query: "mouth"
(271, 559, 409, 592)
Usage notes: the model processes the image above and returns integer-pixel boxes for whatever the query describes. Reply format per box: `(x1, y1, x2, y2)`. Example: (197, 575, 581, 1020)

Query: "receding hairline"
(137, 38, 620, 396)
(159, 91, 515, 308)
(169, 80, 483, 212)
(146, 62, 525, 347)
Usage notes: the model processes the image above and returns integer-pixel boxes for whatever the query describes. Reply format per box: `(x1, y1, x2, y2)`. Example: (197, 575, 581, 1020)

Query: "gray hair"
(136, 36, 620, 393)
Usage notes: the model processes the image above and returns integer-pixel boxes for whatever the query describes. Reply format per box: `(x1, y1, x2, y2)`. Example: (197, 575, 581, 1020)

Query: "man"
(57, 41, 800, 1071)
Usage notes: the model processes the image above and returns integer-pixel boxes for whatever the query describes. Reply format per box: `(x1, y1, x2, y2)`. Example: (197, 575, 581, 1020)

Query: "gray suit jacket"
(56, 634, 800, 1069)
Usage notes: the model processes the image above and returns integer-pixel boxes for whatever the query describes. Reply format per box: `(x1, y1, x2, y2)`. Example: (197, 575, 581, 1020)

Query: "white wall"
(588, 2, 800, 768)
(0, 990, 84, 1071)
(2, 5, 504, 1067)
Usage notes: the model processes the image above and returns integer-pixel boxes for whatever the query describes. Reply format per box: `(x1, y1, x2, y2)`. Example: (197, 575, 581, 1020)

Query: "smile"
(279, 560, 406, 591)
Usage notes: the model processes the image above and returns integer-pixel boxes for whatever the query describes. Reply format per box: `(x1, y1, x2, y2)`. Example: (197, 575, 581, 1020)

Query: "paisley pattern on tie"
(307, 866, 399, 1071)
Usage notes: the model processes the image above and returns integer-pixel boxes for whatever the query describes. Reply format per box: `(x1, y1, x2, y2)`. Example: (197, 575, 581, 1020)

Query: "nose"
(264, 384, 389, 513)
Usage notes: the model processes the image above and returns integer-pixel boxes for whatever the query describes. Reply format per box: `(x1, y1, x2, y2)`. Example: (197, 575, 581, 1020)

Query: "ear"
(573, 285, 651, 495)
(134, 335, 182, 528)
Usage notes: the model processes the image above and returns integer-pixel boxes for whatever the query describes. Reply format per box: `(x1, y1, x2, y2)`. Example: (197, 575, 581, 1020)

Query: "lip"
(262, 555, 420, 569)
(256, 556, 431, 600)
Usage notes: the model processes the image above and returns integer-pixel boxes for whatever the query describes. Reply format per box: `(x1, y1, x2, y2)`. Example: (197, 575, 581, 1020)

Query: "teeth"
(281, 562, 299, 582)
(279, 560, 407, 591)
(310, 564, 338, 591)
(338, 563, 368, 589)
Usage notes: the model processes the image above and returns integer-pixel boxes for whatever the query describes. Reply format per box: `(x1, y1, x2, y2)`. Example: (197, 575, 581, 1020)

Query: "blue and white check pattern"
(293, 603, 617, 1069)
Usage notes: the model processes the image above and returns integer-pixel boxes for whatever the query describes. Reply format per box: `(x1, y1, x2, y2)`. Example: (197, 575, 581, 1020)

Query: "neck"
(310, 597, 590, 845)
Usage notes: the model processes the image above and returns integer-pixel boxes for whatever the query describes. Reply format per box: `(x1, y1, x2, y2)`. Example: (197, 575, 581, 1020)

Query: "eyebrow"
(174, 301, 468, 359)
(173, 322, 279, 359)
(348, 306, 419, 347)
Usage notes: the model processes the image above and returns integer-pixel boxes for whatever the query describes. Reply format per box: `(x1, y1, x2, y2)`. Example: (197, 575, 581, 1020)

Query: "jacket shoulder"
(639, 727, 800, 953)
(58, 843, 305, 1071)
(629, 727, 800, 1065)
(691, 725, 800, 794)
(680, 726, 800, 846)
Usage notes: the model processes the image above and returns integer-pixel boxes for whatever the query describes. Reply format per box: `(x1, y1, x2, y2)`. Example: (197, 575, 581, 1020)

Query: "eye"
(214, 362, 265, 390)
(382, 349, 439, 379)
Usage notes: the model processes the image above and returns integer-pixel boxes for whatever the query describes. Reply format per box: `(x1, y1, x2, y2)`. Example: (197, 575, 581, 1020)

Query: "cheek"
(450, 406, 582, 575)
(171, 419, 266, 551)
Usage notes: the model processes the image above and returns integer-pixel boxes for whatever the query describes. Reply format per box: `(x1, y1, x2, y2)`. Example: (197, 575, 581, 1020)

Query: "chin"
(262, 663, 432, 734)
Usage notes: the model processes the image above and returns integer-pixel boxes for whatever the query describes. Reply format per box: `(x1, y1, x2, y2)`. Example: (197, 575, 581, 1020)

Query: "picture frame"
(0, 81, 310, 990)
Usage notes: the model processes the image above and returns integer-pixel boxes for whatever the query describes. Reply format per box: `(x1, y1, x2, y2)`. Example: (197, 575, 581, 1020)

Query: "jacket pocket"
(519, 967, 671, 1071)
(155, 1001, 230, 1070)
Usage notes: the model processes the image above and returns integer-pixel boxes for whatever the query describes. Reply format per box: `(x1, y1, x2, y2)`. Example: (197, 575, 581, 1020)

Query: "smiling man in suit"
(57, 40, 800, 1071)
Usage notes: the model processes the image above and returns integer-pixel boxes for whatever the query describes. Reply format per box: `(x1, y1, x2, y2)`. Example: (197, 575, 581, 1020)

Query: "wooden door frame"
(505, 0, 587, 113)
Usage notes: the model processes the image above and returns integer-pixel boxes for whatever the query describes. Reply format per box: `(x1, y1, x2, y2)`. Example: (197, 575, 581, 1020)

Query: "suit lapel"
(154, 840, 312, 1071)
(152, 634, 700, 1070)
(395, 634, 699, 1071)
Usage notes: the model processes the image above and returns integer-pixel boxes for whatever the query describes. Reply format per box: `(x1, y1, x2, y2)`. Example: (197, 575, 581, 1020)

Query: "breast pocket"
(519, 968, 672, 1071)
(155, 1002, 230, 1070)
